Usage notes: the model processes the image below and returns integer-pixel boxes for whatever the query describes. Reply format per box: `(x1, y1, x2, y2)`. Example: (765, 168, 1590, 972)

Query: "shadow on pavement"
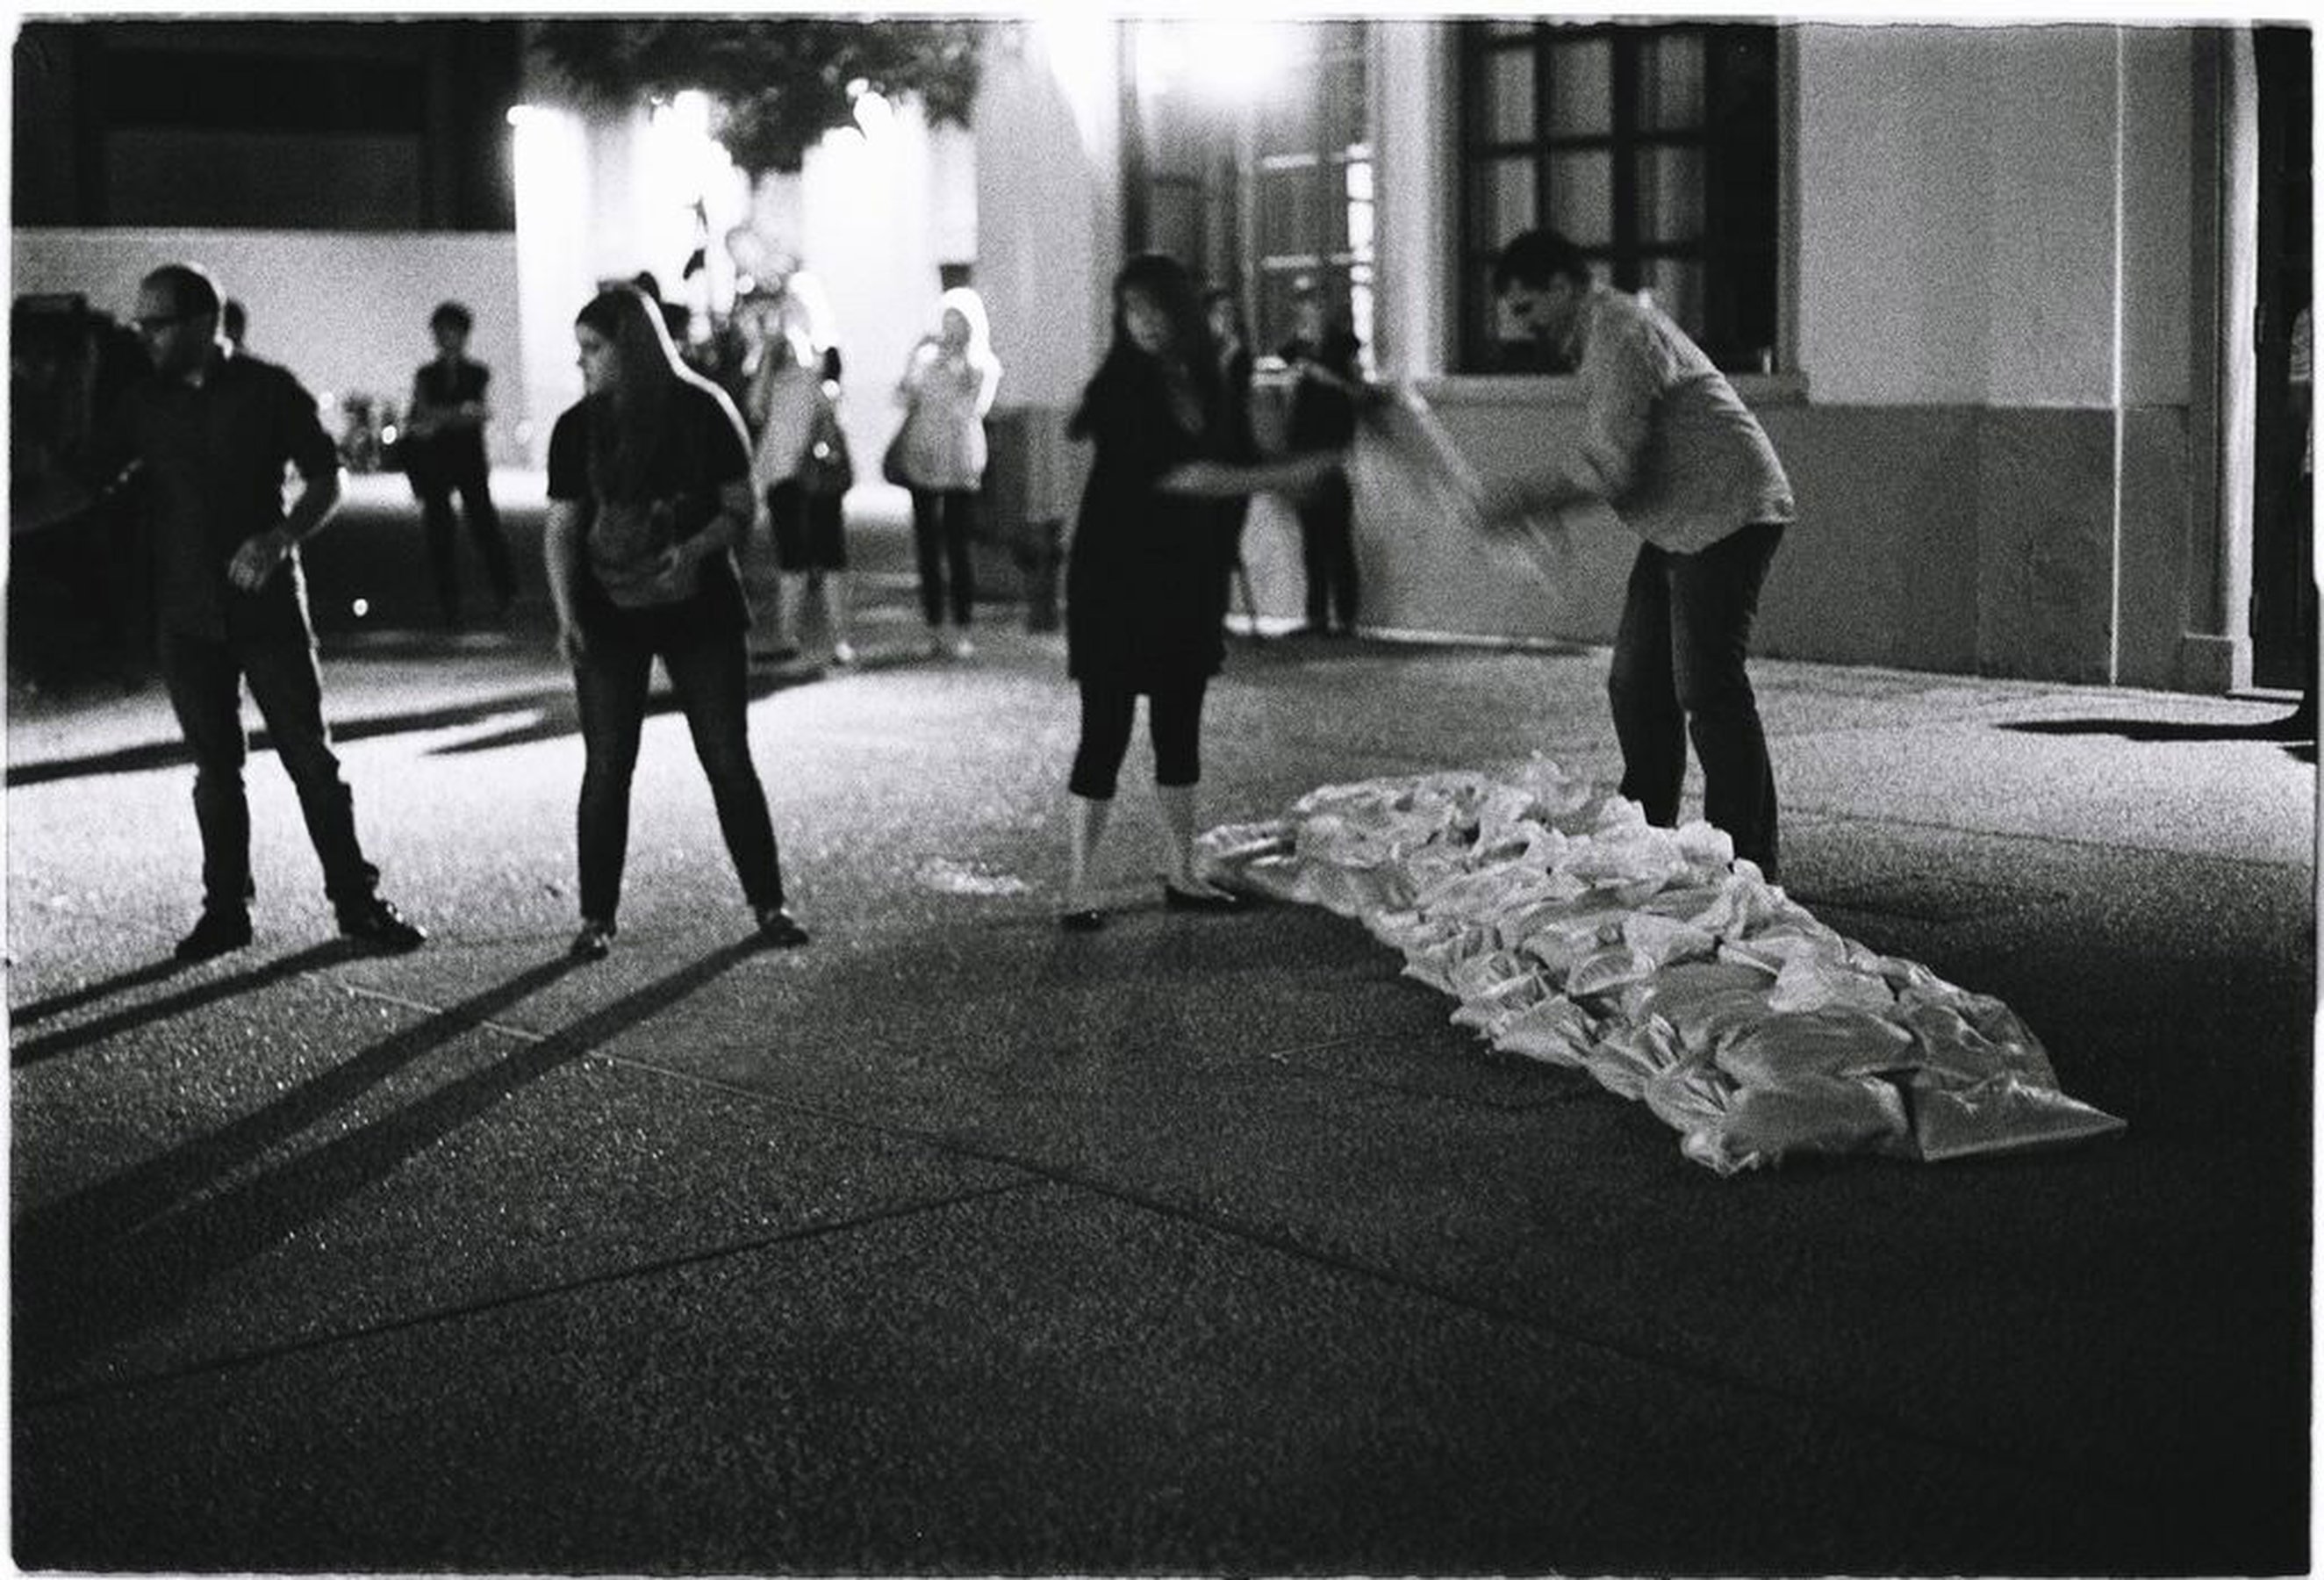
(11, 940, 362, 1067)
(14, 937, 767, 1387)
(1998, 714, 2314, 748)
(10, 955, 199, 1031)
(7, 669, 827, 786)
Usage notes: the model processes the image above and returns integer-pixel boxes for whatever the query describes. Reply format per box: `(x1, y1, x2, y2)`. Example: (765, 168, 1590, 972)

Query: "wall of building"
(1150, 22, 2236, 691)
(10, 226, 527, 463)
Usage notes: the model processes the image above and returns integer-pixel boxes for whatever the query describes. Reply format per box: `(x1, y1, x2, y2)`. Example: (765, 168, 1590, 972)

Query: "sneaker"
(829, 641, 857, 667)
(338, 896, 427, 952)
(949, 634, 976, 660)
(568, 919, 615, 962)
(174, 908, 253, 963)
(754, 905, 810, 949)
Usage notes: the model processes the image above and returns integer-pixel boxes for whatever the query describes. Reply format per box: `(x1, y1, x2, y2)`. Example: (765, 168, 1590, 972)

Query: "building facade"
(13, 18, 2309, 693)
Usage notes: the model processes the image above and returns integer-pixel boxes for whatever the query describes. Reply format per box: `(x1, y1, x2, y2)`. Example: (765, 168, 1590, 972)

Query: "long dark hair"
(576, 284, 689, 502)
(1078, 252, 1221, 439)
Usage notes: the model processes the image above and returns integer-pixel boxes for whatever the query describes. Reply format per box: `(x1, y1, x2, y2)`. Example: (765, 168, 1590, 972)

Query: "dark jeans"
(160, 629, 378, 915)
(1297, 469, 1358, 631)
(416, 470, 514, 624)
(1606, 521, 1786, 877)
(1069, 676, 1209, 800)
(572, 619, 785, 925)
(909, 487, 979, 627)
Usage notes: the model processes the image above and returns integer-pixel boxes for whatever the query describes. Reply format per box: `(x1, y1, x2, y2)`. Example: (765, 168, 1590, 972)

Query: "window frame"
(1455, 19, 1781, 375)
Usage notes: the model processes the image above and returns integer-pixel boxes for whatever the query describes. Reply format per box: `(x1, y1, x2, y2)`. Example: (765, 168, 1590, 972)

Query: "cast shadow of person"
(13, 936, 767, 1384)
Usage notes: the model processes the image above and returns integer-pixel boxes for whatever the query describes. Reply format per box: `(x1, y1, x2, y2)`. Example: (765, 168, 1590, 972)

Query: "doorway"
(2249, 24, 2312, 690)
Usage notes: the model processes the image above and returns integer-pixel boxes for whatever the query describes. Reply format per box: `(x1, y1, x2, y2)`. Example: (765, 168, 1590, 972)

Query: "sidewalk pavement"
(6, 600, 2315, 1575)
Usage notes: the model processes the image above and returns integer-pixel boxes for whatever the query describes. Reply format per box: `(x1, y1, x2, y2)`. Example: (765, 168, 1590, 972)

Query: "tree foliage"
(532, 18, 990, 176)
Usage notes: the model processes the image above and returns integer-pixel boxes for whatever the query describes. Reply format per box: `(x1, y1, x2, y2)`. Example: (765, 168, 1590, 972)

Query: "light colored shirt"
(898, 344, 999, 490)
(1550, 284, 1794, 554)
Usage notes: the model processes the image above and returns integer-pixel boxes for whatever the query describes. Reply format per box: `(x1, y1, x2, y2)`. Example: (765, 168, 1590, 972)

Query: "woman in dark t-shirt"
(543, 285, 808, 960)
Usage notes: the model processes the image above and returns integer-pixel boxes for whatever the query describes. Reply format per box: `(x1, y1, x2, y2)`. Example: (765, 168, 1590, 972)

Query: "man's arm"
(1479, 325, 1655, 522)
(227, 465, 343, 592)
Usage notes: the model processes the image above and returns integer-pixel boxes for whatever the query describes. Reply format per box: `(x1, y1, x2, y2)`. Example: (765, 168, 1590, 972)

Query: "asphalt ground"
(6, 480, 2317, 1575)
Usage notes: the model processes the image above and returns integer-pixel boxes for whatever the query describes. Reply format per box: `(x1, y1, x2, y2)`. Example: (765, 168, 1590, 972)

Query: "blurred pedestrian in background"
(1057, 253, 1343, 931)
(1278, 276, 1366, 637)
(1203, 285, 1263, 637)
(405, 299, 515, 630)
(96, 262, 426, 961)
(894, 285, 1001, 658)
(542, 284, 809, 962)
(747, 273, 855, 668)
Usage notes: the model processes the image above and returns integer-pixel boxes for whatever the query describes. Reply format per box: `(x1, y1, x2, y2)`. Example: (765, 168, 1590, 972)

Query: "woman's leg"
(909, 487, 948, 636)
(660, 623, 786, 911)
(1148, 676, 1224, 894)
(1064, 679, 1137, 910)
(571, 628, 653, 926)
(943, 490, 979, 629)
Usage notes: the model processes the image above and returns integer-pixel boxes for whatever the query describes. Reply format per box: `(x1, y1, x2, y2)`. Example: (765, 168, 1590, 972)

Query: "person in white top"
(1480, 227, 1796, 880)
(895, 286, 1001, 658)
(747, 276, 854, 667)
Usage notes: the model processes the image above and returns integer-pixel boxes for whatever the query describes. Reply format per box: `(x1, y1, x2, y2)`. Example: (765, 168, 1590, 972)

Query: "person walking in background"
(1277, 276, 1366, 637)
(405, 300, 516, 630)
(1057, 253, 1344, 931)
(97, 262, 426, 962)
(1203, 285, 1263, 638)
(1480, 228, 1795, 880)
(542, 285, 809, 962)
(895, 285, 1001, 658)
(747, 275, 855, 668)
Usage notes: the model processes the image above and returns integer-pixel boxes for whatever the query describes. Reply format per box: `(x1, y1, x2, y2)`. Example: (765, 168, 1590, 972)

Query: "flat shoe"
(755, 906, 811, 948)
(1162, 882, 1244, 913)
(568, 920, 615, 961)
(1058, 908, 1105, 933)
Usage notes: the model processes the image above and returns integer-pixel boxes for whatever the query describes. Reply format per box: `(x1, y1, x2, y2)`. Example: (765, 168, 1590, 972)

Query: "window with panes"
(1459, 21, 1779, 374)
(1122, 19, 1375, 363)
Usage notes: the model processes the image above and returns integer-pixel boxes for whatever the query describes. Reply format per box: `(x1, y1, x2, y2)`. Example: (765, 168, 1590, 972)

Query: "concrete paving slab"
(16, 957, 1024, 1398)
(15, 1182, 2204, 1576)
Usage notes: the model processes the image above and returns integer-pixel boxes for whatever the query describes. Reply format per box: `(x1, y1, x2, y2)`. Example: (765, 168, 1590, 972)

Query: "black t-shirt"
(409, 357, 491, 479)
(547, 379, 751, 631)
(103, 348, 340, 643)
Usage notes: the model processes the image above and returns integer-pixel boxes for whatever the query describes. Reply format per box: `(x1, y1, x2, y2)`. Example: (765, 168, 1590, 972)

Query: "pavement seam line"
(17, 1176, 1044, 1412)
(584, 1050, 2166, 1506)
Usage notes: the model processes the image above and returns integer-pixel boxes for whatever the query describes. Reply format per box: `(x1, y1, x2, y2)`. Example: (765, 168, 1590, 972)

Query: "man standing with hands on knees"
(1479, 229, 1795, 881)
(103, 262, 427, 962)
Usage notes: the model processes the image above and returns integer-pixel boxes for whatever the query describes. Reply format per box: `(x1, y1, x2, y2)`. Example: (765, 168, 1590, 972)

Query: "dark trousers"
(909, 487, 978, 627)
(1069, 676, 1209, 800)
(416, 470, 514, 624)
(160, 629, 378, 915)
(572, 620, 785, 925)
(1606, 521, 1786, 877)
(1297, 470, 1358, 631)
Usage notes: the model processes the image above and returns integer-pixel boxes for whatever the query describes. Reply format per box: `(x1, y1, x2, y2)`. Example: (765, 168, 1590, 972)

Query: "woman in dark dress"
(1058, 254, 1339, 930)
(542, 285, 809, 961)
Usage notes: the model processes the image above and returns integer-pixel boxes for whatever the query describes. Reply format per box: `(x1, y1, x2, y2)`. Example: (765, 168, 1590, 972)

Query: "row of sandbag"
(1197, 759, 2125, 1173)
